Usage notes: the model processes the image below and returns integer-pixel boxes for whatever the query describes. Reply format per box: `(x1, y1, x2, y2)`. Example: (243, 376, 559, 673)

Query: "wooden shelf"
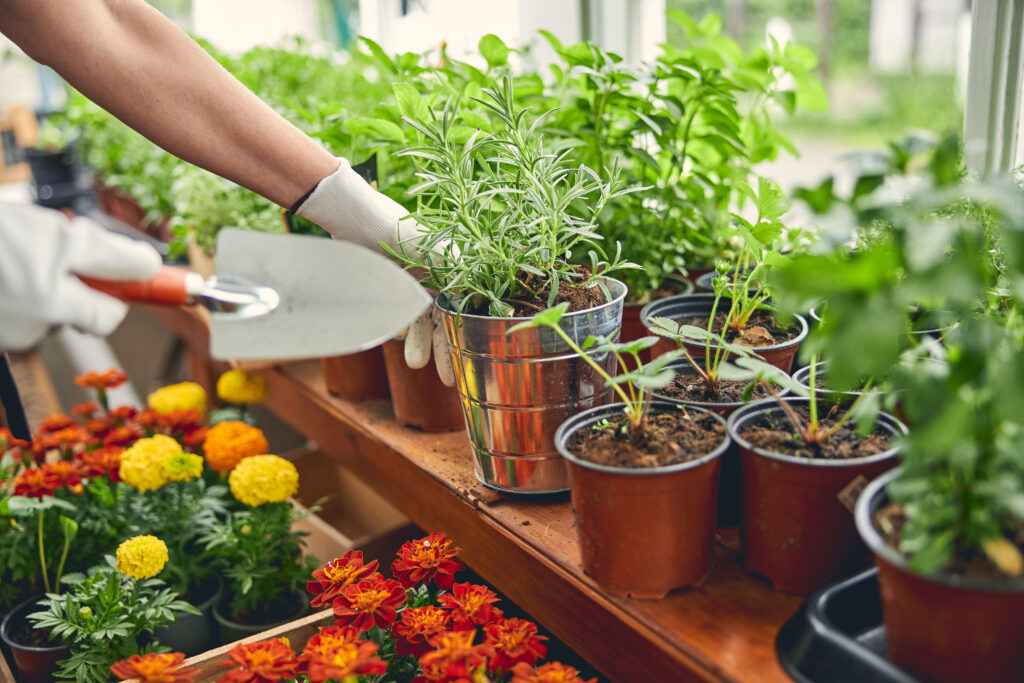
(145, 305, 803, 682)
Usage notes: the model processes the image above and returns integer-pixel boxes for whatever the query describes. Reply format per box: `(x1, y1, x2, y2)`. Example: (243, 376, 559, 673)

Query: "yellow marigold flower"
(148, 382, 207, 415)
(116, 535, 169, 579)
(203, 421, 268, 473)
(162, 451, 204, 482)
(229, 454, 298, 507)
(119, 434, 180, 492)
(217, 370, 268, 405)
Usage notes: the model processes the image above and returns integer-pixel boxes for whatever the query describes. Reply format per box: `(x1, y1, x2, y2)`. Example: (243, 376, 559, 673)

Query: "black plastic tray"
(776, 568, 919, 683)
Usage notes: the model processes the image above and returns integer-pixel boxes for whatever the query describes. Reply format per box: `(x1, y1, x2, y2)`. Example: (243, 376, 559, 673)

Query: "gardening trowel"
(79, 228, 432, 361)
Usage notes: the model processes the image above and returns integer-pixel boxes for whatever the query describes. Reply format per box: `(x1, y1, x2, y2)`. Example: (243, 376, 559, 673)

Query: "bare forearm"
(0, 0, 336, 207)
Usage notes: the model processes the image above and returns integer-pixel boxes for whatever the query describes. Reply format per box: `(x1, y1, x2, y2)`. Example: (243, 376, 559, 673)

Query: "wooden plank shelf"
(144, 305, 803, 683)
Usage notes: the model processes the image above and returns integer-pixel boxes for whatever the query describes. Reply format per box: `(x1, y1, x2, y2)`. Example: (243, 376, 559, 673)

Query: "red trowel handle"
(78, 266, 192, 306)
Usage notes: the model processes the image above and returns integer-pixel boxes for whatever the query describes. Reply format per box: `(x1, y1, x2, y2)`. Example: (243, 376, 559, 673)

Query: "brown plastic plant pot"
(653, 360, 791, 528)
(0, 595, 69, 683)
(856, 470, 1024, 683)
(555, 401, 728, 598)
(640, 293, 808, 373)
(321, 346, 390, 401)
(381, 339, 463, 432)
(727, 398, 906, 595)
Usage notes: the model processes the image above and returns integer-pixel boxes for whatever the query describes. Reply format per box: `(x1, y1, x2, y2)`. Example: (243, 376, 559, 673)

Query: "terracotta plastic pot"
(152, 578, 222, 656)
(653, 361, 790, 528)
(0, 594, 69, 683)
(437, 278, 626, 494)
(640, 293, 808, 373)
(791, 361, 862, 404)
(856, 470, 1024, 682)
(381, 340, 463, 432)
(555, 401, 728, 598)
(621, 275, 696, 358)
(727, 398, 905, 594)
(321, 347, 390, 400)
(213, 589, 309, 645)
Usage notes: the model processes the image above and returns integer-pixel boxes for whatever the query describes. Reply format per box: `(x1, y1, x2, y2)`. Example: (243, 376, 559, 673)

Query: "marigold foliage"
(119, 434, 182, 492)
(228, 454, 298, 506)
(204, 421, 269, 473)
(148, 382, 207, 415)
(116, 535, 169, 579)
(109, 652, 198, 683)
(217, 370, 269, 405)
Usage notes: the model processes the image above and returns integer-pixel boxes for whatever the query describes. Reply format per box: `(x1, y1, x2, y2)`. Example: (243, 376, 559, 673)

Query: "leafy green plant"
(384, 76, 637, 317)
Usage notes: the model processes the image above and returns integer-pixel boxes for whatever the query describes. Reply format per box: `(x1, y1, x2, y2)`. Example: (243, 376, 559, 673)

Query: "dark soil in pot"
(728, 398, 905, 594)
(214, 588, 309, 644)
(1, 595, 69, 683)
(857, 470, 1024, 683)
(489, 269, 606, 317)
(556, 401, 728, 598)
(153, 578, 221, 656)
(322, 346, 390, 400)
(381, 339, 463, 432)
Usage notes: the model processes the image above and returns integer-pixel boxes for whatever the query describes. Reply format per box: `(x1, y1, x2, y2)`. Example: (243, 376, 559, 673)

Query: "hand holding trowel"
(79, 228, 432, 361)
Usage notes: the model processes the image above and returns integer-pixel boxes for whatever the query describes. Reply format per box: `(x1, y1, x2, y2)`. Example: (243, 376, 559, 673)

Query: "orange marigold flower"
(136, 408, 161, 429)
(416, 630, 494, 683)
(308, 551, 380, 608)
(509, 662, 596, 683)
(219, 638, 299, 683)
(104, 425, 143, 448)
(157, 409, 205, 434)
(74, 368, 129, 391)
(110, 651, 198, 683)
(203, 421, 269, 473)
(72, 401, 101, 417)
(41, 426, 90, 452)
(484, 618, 547, 673)
(38, 414, 76, 434)
(394, 606, 452, 658)
(392, 532, 464, 590)
(438, 582, 502, 631)
(109, 405, 138, 423)
(13, 467, 61, 499)
(299, 624, 387, 682)
(85, 417, 115, 440)
(41, 460, 84, 493)
(0, 428, 29, 451)
(79, 446, 124, 482)
(331, 575, 407, 632)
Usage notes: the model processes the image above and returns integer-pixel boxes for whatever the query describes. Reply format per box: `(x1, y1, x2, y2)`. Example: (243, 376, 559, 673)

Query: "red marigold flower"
(104, 425, 143, 448)
(218, 638, 299, 683)
(72, 401, 101, 418)
(38, 414, 76, 434)
(110, 651, 198, 682)
(331, 575, 407, 632)
(13, 467, 61, 499)
(484, 618, 547, 672)
(74, 368, 129, 391)
(79, 446, 124, 482)
(85, 417, 115, 440)
(509, 662, 597, 683)
(181, 427, 208, 452)
(136, 408, 161, 429)
(109, 405, 138, 423)
(416, 630, 494, 683)
(299, 624, 387, 682)
(158, 409, 205, 434)
(41, 460, 84, 493)
(41, 426, 90, 452)
(307, 551, 380, 608)
(394, 606, 452, 658)
(392, 532, 464, 590)
(0, 428, 29, 451)
(437, 582, 502, 631)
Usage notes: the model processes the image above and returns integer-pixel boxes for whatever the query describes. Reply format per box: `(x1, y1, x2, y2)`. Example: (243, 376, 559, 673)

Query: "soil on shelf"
(225, 589, 304, 627)
(739, 404, 890, 460)
(874, 505, 1024, 582)
(502, 270, 607, 316)
(675, 309, 798, 347)
(569, 411, 724, 469)
(657, 373, 772, 403)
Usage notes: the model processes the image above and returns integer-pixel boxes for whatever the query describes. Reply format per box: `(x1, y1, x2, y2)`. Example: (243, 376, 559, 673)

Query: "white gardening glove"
(0, 202, 162, 351)
(296, 158, 454, 385)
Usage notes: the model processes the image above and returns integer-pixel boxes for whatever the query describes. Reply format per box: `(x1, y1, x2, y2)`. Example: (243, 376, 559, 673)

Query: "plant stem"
(38, 511, 50, 594)
(54, 529, 72, 596)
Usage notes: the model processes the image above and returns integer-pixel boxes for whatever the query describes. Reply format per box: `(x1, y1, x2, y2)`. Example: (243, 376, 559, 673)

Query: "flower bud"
(240, 525, 252, 535)
(78, 606, 93, 619)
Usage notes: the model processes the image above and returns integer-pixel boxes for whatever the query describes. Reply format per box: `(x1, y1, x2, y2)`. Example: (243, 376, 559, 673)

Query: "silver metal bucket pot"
(437, 278, 627, 493)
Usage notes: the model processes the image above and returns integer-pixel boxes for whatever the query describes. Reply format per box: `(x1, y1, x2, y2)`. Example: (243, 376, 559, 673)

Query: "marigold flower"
(37, 426, 91, 455)
(438, 582, 502, 631)
(308, 551, 380, 608)
(136, 408, 161, 429)
(157, 409, 205, 434)
(75, 368, 129, 391)
(299, 624, 387, 682)
(203, 421, 269, 473)
(119, 434, 181, 492)
(217, 370, 269, 405)
(85, 417, 115, 439)
(0, 427, 29, 451)
(148, 382, 207, 415)
(72, 401, 101, 417)
(228, 454, 298, 507)
(110, 651, 198, 683)
(392, 532, 464, 590)
(394, 606, 452, 657)
(41, 460, 84, 494)
(484, 618, 547, 672)
(116, 535, 169, 579)
(509, 662, 596, 683)
(163, 451, 204, 482)
(219, 638, 299, 683)
(13, 467, 60, 499)
(109, 405, 139, 423)
(331, 575, 407, 632)
(79, 446, 123, 482)
(417, 630, 494, 683)
(181, 427, 208, 452)
(38, 414, 76, 434)
(104, 425, 143, 448)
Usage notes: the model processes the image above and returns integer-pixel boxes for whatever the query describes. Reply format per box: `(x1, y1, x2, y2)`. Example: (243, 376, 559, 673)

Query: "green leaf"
(60, 515, 79, 541)
(343, 118, 406, 144)
(479, 34, 510, 69)
(393, 83, 429, 122)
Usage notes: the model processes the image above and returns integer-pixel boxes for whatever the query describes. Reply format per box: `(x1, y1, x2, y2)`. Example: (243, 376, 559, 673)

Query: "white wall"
(192, 0, 321, 53)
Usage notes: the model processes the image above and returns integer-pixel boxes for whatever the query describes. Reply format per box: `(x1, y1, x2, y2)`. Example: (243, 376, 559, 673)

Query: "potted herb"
(511, 304, 726, 596)
(384, 77, 636, 493)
